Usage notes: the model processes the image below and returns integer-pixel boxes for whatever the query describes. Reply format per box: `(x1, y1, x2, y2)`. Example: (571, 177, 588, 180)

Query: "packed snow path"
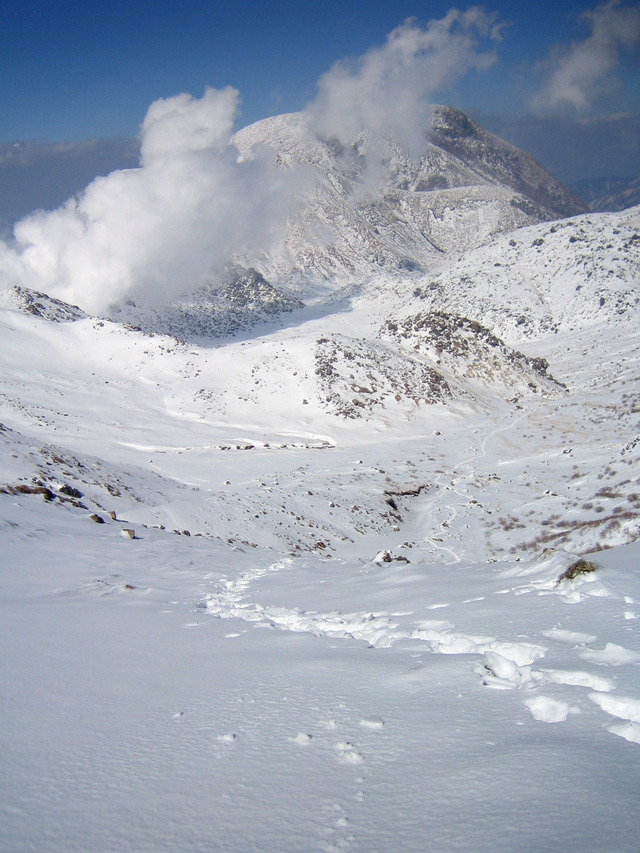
(203, 548, 640, 736)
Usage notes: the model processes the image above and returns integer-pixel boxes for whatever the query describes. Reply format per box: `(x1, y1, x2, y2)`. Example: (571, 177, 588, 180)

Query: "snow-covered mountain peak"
(232, 106, 586, 296)
(427, 106, 585, 219)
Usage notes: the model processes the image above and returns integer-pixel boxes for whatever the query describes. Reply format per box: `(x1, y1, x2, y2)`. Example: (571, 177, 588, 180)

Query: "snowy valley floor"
(1, 290, 640, 851)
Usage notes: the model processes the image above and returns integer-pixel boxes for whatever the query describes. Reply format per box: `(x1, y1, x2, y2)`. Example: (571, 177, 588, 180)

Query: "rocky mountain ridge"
(110, 267, 305, 341)
(233, 105, 585, 296)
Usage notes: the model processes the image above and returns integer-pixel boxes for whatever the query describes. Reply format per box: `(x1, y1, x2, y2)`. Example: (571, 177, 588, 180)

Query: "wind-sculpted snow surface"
(1, 204, 640, 850)
(2, 485, 640, 851)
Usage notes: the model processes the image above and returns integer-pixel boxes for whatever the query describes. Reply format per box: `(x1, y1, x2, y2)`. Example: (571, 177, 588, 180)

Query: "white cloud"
(0, 9, 504, 314)
(530, 0, 640, 115)
(308, 8, 502, 159)
(0, 87, 301, 313)
(139, 86, 237, 163)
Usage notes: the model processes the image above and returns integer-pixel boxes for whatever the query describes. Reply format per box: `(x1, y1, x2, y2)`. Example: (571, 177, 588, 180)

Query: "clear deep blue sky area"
(0, 1, 639, 194)
(2, 0, 638, 140)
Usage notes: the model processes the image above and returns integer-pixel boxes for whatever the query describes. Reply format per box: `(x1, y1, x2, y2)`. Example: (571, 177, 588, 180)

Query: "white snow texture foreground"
(2, 113, 640, 849)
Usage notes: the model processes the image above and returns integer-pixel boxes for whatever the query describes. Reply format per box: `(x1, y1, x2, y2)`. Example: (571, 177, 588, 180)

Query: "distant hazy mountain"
(569, 175, 640, 213)
(0, 138, 139, 235)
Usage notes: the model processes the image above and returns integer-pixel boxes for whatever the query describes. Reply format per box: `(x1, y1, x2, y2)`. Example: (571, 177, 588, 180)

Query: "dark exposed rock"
(59, 484, 83, 499)
(557, 558, 597, 584)
(9, 483, 55, 500)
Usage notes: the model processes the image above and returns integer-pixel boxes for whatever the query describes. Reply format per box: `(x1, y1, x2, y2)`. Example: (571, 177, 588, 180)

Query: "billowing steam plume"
(0, 8, 502, 313)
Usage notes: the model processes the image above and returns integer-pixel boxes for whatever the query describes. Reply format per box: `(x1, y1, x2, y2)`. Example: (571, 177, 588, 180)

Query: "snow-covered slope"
(1, 189, 639, 849)
(407, 205, 640, 344)
(233, 106, 585, 296)
(3, 206, 638, 558)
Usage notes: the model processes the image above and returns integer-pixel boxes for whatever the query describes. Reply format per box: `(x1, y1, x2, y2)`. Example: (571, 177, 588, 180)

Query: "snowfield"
(1, 186, 640, 849)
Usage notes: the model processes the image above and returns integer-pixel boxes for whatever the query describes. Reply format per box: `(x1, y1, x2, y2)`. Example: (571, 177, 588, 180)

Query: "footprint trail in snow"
(202, 549, 640, 746)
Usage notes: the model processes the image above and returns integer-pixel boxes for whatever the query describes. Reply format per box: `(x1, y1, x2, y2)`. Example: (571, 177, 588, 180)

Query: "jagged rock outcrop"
(0, 285, 86, 322)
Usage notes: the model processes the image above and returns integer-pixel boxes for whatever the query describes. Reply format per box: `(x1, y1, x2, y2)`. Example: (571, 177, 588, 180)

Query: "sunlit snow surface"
(2, 209, 640, 850)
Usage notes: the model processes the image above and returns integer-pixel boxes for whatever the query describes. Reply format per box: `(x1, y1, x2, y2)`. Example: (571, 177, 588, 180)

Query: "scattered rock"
(89, 513, 105, 524)
(58, 484, 83, 499)
(375, 549, 411, 564)
(557, 558, 597, 584)
(13, 484, 55, 501)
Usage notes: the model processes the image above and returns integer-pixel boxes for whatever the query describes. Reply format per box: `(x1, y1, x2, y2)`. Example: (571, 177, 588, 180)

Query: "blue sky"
(0, 0, 638, 207)
(2, 0, 638, 142)
(0, 1, 638, 303)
